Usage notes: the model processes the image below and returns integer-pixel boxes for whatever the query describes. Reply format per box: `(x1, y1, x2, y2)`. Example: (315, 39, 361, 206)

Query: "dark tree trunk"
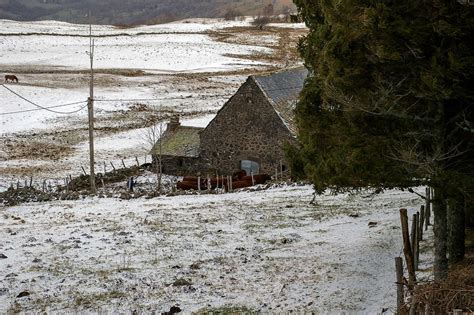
(433, 187, 448, 281)
(466, 197, 474, 228)
(447, 194, 465, 264)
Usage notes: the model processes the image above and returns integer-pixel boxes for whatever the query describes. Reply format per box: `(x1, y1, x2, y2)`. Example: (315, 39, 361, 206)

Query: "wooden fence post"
(122, 159, 126, 168)
(110, 162, 116, 171)
(81, 166, 87, 176)
(395, 257, 404, 314)
(103, 161, 107, 174)
(197, 176, 201, 192)
(400, 208, 416, 288)
(29, 176, 33, 187)
(251, 172, 255, 186)
(419, 205, 425, 241)
(207, 175, 211, 193)
(135, 156, 140, 166)
(425, 187, 431, 229)
(415, 212, 420, 269)
(411, 213, 419, 270)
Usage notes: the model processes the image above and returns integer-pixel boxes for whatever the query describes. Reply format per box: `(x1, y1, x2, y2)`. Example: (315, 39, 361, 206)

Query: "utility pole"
(158, 111, 162, 194)
(88, 11, 96, 194)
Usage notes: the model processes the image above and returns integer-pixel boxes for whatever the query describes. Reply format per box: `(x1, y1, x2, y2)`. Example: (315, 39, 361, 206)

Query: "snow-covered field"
(0, 33, 270, 71)
(0, 185, 432, 313)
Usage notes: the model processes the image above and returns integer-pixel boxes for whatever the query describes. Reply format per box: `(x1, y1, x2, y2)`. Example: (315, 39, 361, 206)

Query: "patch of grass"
(74, 290, 126, 307)
(193, 305, 257, 315)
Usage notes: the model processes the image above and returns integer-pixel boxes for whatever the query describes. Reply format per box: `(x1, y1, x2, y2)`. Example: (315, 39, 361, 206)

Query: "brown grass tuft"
(414, 257, 474, 313)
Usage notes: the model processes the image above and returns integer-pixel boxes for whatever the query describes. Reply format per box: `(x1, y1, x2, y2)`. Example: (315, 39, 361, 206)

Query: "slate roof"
(153, 126, 203, 158)
(252, 67, 308, 135)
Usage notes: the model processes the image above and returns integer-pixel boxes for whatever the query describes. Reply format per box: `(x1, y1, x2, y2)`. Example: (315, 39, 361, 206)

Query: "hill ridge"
(0, 0, 296, 25)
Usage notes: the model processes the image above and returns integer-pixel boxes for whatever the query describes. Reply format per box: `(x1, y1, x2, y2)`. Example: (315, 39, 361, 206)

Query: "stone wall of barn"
(199, 77, 298, 176)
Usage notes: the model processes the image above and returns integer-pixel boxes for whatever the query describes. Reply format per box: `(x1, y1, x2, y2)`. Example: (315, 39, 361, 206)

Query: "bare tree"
(142, 104, 164, 194)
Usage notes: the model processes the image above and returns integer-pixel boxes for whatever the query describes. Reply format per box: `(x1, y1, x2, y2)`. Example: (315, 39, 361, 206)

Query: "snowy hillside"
(0, 185, 433, 313)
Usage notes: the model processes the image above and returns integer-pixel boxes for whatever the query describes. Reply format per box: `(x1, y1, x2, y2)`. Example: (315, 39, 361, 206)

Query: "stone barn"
(152, 67, 308, 176)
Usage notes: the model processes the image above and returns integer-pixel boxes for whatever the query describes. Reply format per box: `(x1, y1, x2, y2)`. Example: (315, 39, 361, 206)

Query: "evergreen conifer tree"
(292, 0, 474, 280)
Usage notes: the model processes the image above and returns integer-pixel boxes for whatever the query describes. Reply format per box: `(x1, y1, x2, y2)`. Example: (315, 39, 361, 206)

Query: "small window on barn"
(240, 160, 260, 175)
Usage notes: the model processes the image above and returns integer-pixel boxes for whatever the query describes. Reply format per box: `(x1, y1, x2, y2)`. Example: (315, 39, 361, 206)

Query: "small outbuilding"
(152, 116, 203, 175)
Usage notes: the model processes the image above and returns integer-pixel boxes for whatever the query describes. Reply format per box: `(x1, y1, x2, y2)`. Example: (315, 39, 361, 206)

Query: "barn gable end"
(199, 69, 302, 175)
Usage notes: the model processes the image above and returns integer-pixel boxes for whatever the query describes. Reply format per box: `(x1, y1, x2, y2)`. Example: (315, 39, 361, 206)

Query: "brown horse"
(5, 75, 18, 83)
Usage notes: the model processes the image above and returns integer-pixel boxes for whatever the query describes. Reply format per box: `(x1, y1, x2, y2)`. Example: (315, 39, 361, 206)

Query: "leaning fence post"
(400, 208, 416, 288)
(395, 257, 404, 314)
(110, 162, 116, 171)
(122, 159, 126, 168)
(81, 166, 87, 176)
(135, 156, 140, 166)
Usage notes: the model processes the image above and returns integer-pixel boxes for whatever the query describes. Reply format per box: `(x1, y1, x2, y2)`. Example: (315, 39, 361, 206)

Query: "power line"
(1, 84, 89, 115)
(1, 84, 304, 117)
(0, 100, 88, 116)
